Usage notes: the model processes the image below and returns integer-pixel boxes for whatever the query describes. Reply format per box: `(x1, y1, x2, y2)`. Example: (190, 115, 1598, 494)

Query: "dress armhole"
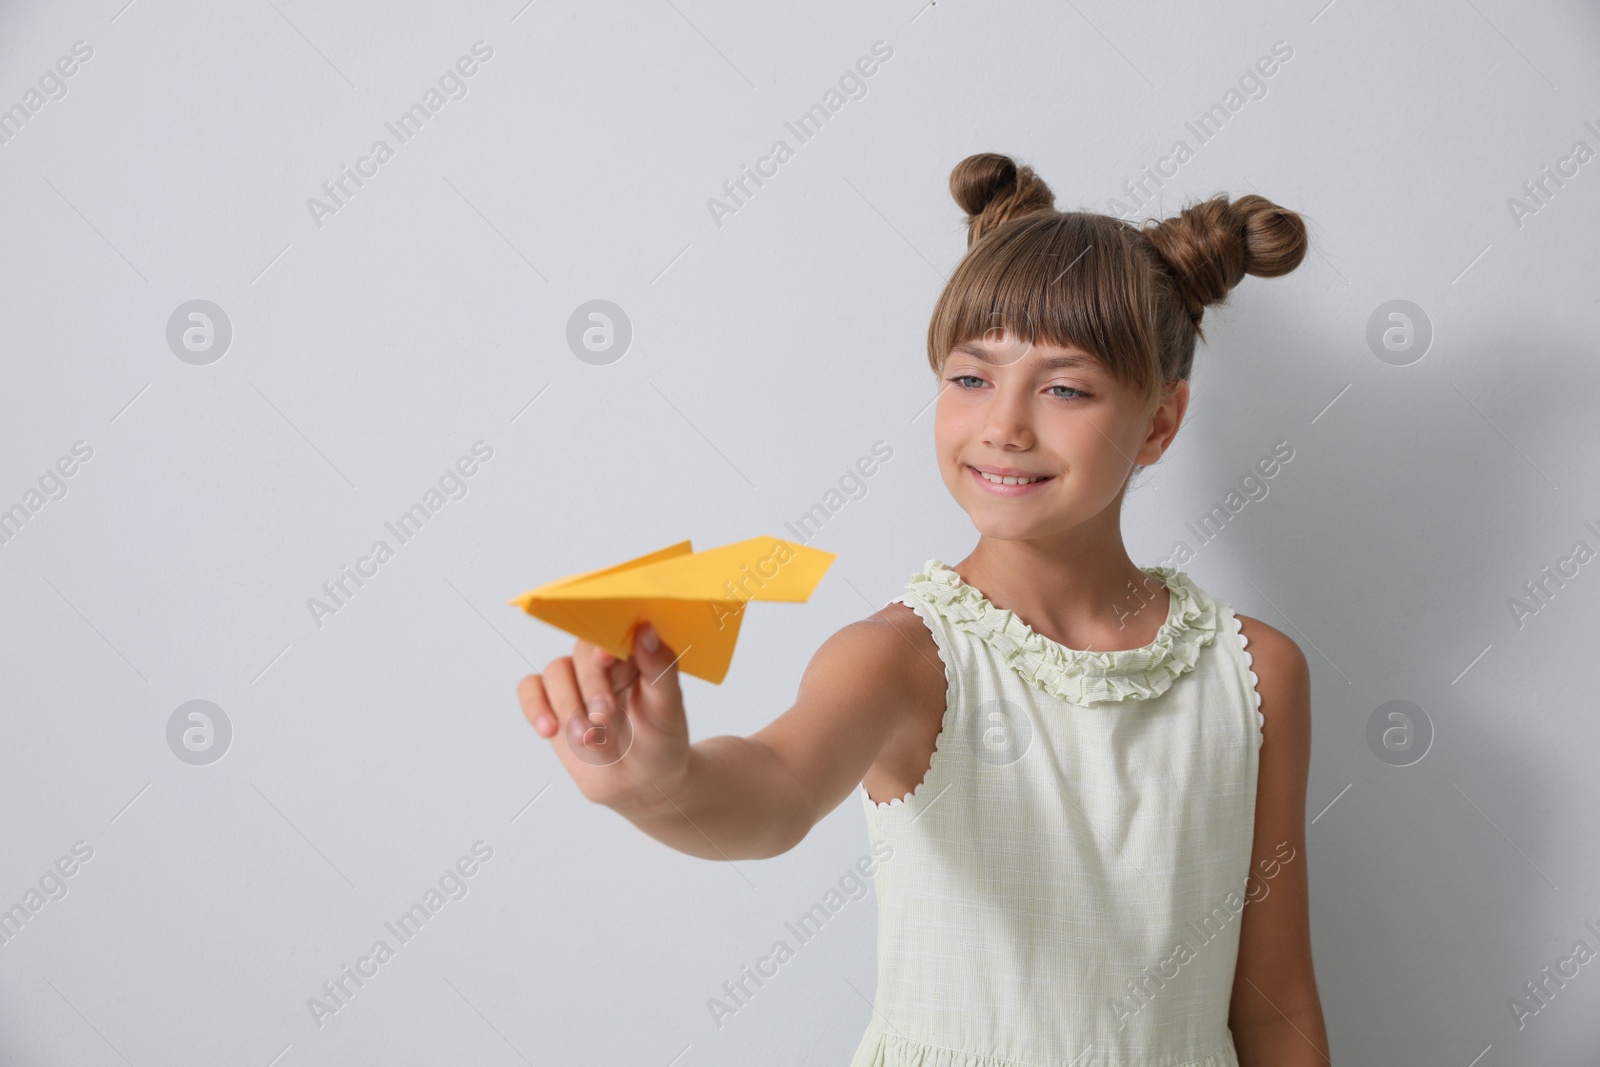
(1229, 608, 1266, 748)
(861, 595, 957, 811)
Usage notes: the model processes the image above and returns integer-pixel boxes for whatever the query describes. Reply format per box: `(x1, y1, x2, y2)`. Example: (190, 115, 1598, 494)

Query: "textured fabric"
(851, 560, 1264, 1067)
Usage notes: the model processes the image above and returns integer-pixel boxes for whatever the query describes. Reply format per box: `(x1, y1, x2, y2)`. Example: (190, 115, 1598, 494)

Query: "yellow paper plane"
(507, 537, 837, 684)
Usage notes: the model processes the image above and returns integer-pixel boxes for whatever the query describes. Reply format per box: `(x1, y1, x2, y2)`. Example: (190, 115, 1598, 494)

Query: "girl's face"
(933, 330, 1186, 541)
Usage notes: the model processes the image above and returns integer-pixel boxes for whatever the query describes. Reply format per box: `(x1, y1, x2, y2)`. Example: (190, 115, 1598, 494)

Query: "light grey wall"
(1, 0, 1597, 1064)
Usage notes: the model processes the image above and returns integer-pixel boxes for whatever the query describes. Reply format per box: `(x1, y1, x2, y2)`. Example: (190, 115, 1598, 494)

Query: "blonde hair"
(927, 152, 1311, 410)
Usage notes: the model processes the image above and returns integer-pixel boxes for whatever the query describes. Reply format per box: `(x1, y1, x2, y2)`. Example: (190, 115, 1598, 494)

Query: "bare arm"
(1228, 614, 1332, 1067)
(520, 609, 932, 861)
(610, 733, 817, 861)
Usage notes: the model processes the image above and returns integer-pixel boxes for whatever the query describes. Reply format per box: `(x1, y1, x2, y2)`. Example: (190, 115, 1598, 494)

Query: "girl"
(518, 152, 1329, 1067)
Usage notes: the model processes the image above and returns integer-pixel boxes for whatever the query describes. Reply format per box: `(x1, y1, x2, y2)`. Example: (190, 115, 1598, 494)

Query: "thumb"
(625, 622, 683, 725)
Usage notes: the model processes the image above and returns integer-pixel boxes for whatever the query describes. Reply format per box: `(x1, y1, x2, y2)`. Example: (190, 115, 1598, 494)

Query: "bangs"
(926, 212, 1165, 405)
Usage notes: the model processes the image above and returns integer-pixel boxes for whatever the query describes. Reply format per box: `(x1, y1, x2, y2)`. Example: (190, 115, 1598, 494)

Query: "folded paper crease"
(508, 537, 836, 684)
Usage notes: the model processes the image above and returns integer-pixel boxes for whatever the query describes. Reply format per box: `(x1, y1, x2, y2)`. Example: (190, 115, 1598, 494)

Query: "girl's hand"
(517, 623, 690, 811)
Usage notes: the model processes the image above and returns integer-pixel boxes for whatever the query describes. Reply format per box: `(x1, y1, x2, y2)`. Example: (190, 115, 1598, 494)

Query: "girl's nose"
(981, 392, 1034, 450)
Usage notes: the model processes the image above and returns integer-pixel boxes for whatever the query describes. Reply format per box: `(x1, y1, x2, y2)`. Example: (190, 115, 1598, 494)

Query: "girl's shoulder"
(795, 600, 946, 714)
(1232, 613, 1309, 733)
(848, 601, 951, 807)
(855, 599, 948, 695)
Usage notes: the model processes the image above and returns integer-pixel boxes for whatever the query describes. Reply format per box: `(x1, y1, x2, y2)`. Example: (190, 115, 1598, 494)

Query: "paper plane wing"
(508, 536, 836, 684)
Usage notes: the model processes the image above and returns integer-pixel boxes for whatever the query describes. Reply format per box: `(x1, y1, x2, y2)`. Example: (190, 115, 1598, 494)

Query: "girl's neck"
(950, 536, 1171, 654)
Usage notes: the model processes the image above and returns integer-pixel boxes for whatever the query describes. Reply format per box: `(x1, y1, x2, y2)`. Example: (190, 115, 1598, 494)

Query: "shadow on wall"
(1200, 305, 1594, 1062)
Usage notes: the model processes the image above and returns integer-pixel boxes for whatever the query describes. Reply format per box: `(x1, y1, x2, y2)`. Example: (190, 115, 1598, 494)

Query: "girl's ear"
(1140, 379, 1190, 465)
(1166, 379, 1191, 425)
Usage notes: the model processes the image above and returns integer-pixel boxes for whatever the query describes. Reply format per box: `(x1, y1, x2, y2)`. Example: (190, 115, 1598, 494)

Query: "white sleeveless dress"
(850, 560, 1264, 1067)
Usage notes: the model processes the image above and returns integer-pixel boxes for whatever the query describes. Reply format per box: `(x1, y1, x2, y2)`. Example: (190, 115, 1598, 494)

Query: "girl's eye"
(946, 375, 1091, 400)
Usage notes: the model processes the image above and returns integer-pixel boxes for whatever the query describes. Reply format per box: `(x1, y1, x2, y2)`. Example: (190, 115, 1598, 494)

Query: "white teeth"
(979, 470, 1045, 485)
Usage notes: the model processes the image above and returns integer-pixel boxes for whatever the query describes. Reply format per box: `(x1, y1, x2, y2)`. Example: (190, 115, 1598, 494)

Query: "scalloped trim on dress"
(1230, 610, 1267, 745)
(901, 560, 1221, 708)
(863, 594, 956, 810)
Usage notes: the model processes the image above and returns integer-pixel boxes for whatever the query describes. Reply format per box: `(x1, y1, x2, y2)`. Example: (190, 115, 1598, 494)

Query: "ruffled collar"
(904, 559, 1220, 707)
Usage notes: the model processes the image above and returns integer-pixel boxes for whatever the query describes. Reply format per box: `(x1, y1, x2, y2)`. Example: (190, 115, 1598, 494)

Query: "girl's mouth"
(968, 465, 1054, 496)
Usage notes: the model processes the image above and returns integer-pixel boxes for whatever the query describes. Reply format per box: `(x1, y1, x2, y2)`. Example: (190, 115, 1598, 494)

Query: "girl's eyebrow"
(950, 340, 1098, 372)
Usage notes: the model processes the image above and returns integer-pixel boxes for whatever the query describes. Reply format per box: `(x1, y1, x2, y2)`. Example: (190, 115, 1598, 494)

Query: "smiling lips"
(967, 464, 1054, 495)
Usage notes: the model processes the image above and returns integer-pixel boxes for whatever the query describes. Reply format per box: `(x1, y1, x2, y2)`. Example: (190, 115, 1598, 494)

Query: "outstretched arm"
(519, 609, 931, 861)
(1228, 615, 1331, 1067)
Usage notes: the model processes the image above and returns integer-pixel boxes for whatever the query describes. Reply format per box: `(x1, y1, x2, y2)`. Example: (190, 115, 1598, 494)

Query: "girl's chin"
(967, 511, 1058, 536)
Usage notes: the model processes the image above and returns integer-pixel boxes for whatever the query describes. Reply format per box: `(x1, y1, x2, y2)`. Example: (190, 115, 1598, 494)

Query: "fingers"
(517, 671, 558, 739)
(517, 625, 673, 746)
(572, 638, 620, 728)
(530, 655, 584, 744)
(607, 656, 641, 702)
(623, 622, 682, 729)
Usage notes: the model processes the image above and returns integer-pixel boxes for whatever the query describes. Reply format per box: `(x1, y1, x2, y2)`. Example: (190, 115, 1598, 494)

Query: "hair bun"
(949, 152, 1056, 247)
(1143, 194, 1309, 325)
